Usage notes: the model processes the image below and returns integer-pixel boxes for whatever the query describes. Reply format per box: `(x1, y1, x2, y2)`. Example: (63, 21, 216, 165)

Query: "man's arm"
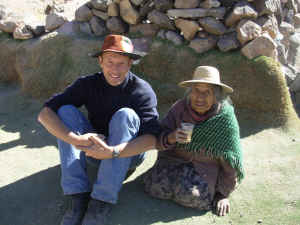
(77, 134, 157, 159)
(38, 107, 94, 147)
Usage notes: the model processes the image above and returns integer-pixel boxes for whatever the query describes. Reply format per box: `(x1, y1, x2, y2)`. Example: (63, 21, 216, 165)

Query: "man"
(38, 34, 160, 225)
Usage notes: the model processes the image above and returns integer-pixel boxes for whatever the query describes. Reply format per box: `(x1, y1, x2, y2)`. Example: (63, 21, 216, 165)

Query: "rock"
(130, 23, 159, 36)
(256, 15, 279, 39)
(131, 0, 144, 6)
(165, 30, 184, 45)
(79, 22, 93, 35)
(279, 21, 295, 37)
(217, 32, 240, 52)
(92, 9, 109, 20)
(56, 21, 81, 36)
(106, 16, 128, 33)
(154, 0, 173, 12)
(294, 13, 300, 29)
(253, 0, 282, 16)
(189, 36, 217, 53)
(0, 19, 19, 33)
(282, 64, 298, 86)
(148, 10, 176, 30)
(207, 7, 226, 19)
(120, 0, 140, 25)
(237, 19, 262, 45)
(107, 2, 119, 16)
(75, 5, 93, 22)
(200, 0, 221, 9)
(13, 23, 34, 40)
(175, 18, 200, 40)
(241, 32, 277, 59)
(174, 0, 200, 9)
(139, 0, 155, 19)
(90, 16, 107, 36)
(46, 13, 67, 32)
(290, 74, 300, 92)
(90, 0, 109, 11)
(225, 1, 258, 27)
(288, 33, 300, 72)
(199, 17, 227, 35)
(0, 4, 9, 20)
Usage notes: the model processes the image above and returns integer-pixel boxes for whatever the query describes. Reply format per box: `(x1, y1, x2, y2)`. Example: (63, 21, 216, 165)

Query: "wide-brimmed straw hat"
(178, 66, 233, 93)
(91, 34, 142, 60)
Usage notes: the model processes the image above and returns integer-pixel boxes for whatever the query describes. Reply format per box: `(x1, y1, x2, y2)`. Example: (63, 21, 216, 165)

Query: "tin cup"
(177, 122, 195, 143)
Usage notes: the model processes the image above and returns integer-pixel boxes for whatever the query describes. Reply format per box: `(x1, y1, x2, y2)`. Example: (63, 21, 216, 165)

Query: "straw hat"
(178, 66, 233, 93)
(91, 34, 142, 60)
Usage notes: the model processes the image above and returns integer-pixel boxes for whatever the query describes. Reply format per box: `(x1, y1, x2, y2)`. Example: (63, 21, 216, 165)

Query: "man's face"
(189, 83, 216, 115)
(98, 52, 132, 86)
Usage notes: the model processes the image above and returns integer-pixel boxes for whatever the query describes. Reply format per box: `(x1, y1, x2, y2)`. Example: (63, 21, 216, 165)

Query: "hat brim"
(91, 50, 142, 60)
(178, 80, 234, 93)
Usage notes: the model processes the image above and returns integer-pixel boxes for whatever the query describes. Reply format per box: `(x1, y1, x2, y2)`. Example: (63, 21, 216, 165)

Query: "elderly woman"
(79, 66, 244, 217)
(143, 66, 244, 216)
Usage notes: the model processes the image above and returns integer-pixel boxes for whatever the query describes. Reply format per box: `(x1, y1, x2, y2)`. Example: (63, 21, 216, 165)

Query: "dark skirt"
(143, 157, 213, 210)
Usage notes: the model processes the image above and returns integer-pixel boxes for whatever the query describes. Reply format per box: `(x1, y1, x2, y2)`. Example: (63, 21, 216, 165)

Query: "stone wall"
(1, 0, 300, 111)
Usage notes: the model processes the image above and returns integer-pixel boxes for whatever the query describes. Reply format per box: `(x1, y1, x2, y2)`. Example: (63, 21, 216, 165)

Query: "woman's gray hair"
(185, 84, 231, 105)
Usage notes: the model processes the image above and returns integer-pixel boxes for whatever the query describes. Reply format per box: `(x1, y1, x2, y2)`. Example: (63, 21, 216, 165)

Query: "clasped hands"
(75, 133, 113, 159)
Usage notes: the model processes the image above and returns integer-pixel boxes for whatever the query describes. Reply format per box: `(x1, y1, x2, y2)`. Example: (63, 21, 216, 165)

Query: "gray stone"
(167, 7, 225, 19)
(279, 21, 295, 37)
(241, 32, 277, 59)
(256, 15, 279, 39)
(90, 16, 107, 36)
(139, 0, 155, 19)
(189, 36, 218, 53)
(237, 20, 262, 45)
(200, 0, 221, 9)
(217, 32, 240, 52)
(75, 5, 93, 22)
(148, 10, 176, 30)
(282, 64, 298, 86)
(45, 13, 67, 32)
(120, 0, 140, 25)
(288, 33, 300, 72)
(290, 74, 300, 92)
(131, 0, 144, 6)
(225, 2, 258, 27)
(0, 19, 19, 33)
(90, 0, 109, 11)
(79, 22, 93, 35)
(165, 30, 184, 45)
(130, 23, 159, 36)
(294, 13, 300, 29)
(199, 17, 227, 35)
(106, 16, 128, 33)
(154, 0, 173, 12)
(92, 9, 109, 20)
(253, 0, 282, 16)
(174, 0, 200, 9)
(13, 23, 34, 40)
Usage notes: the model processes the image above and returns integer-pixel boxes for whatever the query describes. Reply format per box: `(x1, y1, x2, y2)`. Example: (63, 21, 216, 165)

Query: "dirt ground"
(0, 83, 300, 225)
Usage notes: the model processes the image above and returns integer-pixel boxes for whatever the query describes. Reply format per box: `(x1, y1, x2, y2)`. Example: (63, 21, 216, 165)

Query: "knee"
(57, 105, 78, 120)
(110, 108, 140, 128)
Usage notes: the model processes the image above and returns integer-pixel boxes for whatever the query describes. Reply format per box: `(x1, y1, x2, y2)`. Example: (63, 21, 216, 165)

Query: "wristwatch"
(112, 148, 120, 158)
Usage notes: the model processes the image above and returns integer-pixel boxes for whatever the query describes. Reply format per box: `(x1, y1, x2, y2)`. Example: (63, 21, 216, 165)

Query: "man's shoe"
(60, 192, 90, 225)
(82, 199, 113, 225)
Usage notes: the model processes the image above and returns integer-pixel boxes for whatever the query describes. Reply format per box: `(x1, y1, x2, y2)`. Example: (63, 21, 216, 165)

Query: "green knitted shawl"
(176, 102, 244, 182)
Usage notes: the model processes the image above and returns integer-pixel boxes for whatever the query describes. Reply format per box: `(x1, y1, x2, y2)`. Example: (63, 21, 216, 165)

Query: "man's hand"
(76, 135, 113, 159)
(73, 133, 105, 148)
(215, 198, 230, 216)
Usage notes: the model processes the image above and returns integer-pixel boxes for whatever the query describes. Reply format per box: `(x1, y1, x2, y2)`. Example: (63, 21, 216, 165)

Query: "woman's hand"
(215, 198, 230, 216)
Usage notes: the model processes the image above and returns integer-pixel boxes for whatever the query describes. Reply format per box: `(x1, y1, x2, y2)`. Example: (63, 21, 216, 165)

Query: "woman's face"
(189, 83, 216, 115)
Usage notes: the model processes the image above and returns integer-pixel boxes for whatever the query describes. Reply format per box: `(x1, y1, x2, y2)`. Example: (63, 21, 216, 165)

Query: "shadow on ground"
(0, 84, 56, 152)
(0, 166, 206, 225)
